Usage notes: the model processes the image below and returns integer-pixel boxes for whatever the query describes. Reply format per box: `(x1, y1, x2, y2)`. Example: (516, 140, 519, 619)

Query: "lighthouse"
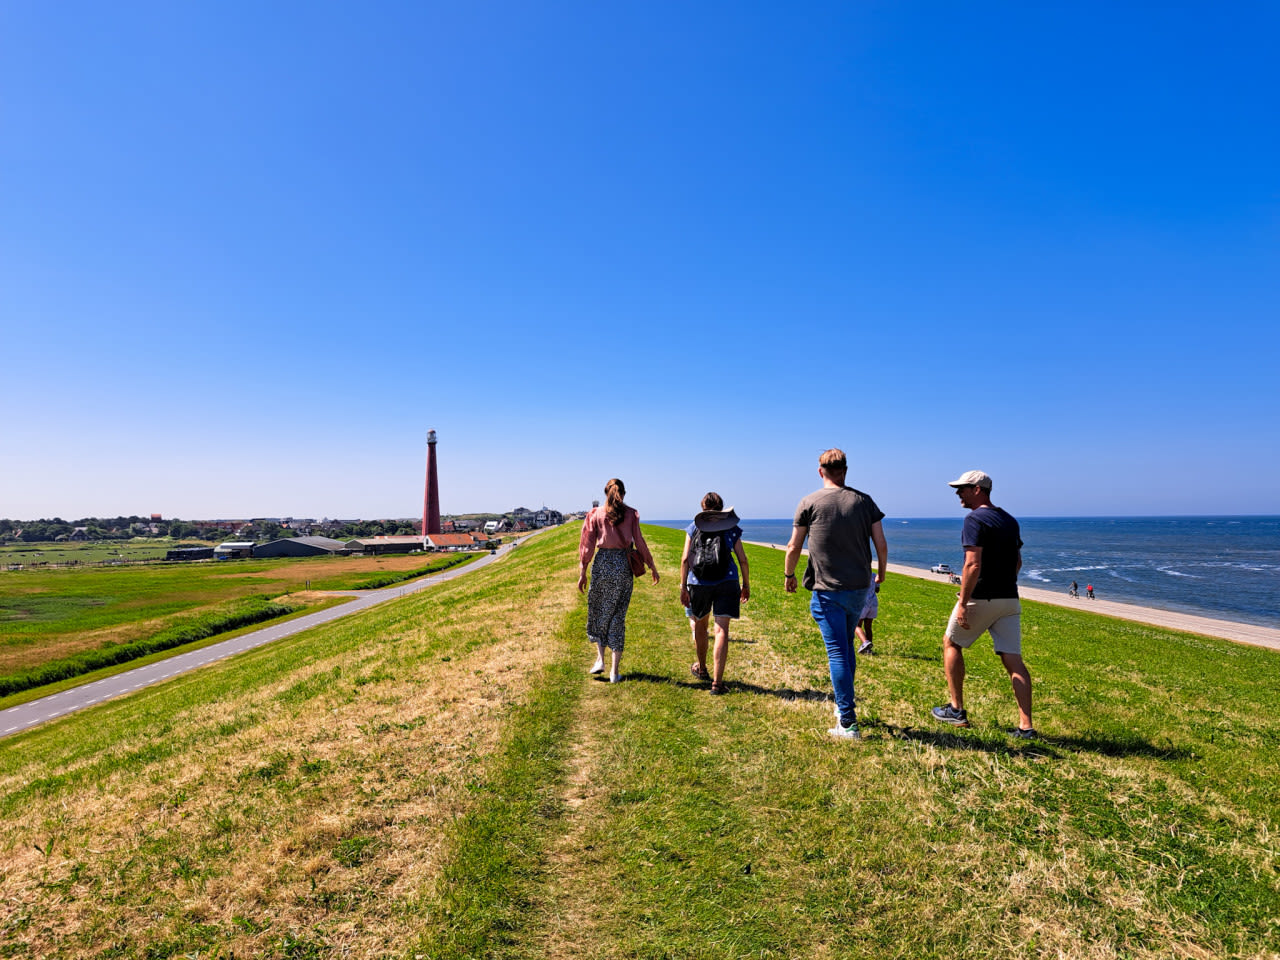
(422, 430, 441, 536)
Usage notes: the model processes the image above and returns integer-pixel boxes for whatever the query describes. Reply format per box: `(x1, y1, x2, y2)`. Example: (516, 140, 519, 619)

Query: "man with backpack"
(679, 492, 750, 696)
(784, 449, 888, 740)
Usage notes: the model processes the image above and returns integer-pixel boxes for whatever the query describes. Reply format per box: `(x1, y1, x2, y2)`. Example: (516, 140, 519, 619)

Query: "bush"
(0, 597, 298, 697)
(352, 554, 471, 590)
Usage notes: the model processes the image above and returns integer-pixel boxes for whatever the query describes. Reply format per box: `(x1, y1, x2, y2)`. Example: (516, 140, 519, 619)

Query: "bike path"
(0, 541, 522, 739)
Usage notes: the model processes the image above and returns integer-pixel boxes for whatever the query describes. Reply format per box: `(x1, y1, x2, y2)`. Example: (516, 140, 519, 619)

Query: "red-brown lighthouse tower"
(422, 429, 441, 536)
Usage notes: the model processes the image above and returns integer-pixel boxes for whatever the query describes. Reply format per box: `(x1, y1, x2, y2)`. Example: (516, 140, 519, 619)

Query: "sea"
(653, 516, 1280, 629)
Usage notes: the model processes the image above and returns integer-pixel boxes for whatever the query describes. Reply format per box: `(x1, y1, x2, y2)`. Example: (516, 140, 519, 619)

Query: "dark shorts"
(686, 580, 740, 620)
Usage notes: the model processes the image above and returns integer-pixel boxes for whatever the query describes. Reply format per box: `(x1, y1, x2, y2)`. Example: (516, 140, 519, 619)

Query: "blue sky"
(2, 1, 1277, 522)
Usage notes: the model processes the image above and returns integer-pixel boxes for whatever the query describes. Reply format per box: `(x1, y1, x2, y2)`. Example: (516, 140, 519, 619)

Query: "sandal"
(709, 681, 728, 695)
(690, 662, 711, 682)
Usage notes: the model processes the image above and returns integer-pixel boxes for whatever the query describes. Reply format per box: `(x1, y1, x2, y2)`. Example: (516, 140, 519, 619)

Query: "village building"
(343, 535, 426, 555)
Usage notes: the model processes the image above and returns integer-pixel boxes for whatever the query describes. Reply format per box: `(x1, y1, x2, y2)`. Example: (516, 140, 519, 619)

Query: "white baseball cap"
(947, 470, 992, 490)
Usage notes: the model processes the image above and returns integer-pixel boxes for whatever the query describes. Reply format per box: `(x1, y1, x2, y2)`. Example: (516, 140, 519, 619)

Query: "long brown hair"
(604, 478, 628, 527)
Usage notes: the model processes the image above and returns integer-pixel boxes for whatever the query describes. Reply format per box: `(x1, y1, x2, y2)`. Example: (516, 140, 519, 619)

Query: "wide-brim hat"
(694, 508, 739, 533)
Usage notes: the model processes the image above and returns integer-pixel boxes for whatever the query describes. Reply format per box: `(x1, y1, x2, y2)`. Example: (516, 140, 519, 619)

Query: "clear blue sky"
(2, 2, 1277, 521)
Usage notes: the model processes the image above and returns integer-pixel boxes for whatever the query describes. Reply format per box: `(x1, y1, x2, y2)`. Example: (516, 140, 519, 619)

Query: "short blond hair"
(818, 448, 847, 479)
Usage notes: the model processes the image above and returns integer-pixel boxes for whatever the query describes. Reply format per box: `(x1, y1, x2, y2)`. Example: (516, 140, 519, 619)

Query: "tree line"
(0, 517, 422, 544)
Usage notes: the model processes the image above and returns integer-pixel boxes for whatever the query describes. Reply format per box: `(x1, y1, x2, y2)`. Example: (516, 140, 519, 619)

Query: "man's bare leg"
(944, 639, 966, 710)
(999, 652, 1032, 729)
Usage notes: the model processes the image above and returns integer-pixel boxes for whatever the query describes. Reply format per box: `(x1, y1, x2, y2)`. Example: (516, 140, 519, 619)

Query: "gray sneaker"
(931, 703, 970, 727)
(857, 640, 873, 655)
(1009, 726, 1038, 740)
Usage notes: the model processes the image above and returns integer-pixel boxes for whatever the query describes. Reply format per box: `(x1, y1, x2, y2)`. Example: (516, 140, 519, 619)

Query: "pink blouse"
(578, 506, 655, 569)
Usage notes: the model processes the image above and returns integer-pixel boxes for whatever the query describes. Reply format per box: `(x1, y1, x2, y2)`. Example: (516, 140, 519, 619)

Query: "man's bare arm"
(870, 520, 887, 584)
(784, 525, 807, 593)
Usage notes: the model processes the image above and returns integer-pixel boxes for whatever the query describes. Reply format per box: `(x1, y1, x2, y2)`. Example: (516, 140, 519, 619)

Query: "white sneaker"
(828, 722, 861, 740)
(589, 657, 604, 675)
(610, 672, 622, 684)
(857, 640, 873, 655)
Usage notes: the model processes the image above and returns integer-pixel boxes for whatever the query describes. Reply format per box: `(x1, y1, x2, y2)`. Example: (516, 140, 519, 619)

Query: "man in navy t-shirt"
(930, 470, 1036, 739)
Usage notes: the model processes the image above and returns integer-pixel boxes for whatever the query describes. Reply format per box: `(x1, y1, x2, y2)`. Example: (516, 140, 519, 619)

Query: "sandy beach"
(745, 542, 1280, 652)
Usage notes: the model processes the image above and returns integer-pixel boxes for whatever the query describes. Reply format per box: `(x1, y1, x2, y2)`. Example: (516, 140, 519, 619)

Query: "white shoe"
(609, 672, 622, 683)
(589, 657, 604, 675)
(828, 722, 861, 740)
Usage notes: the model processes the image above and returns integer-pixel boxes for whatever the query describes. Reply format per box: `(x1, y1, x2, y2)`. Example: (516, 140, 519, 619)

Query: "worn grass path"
(2, 523, 1277, 958)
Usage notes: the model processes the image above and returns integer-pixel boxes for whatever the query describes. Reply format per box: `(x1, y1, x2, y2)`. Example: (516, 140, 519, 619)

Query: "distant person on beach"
(931, 470, 1035, 739)
(784, 448, 888, 740)
(1070, 580, 1079, 598)
(855, 580, 879, 655)
(1087, 584, 1095, 599)
(578, 478, 659, 683)
(679, 493, 750, 696)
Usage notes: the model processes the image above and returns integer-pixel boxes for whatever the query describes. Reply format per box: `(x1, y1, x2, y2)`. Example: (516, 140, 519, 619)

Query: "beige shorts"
(945, 597, 1022, 655)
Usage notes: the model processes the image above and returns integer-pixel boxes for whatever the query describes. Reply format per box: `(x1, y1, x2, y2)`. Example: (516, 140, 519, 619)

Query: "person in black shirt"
(930, 470, 1035, 739)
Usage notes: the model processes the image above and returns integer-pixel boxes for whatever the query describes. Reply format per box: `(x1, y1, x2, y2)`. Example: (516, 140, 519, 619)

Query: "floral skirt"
(587, 548, 634, 652)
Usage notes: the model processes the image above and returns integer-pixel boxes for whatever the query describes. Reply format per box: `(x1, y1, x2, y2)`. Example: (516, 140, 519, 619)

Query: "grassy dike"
(2, 523, 1278, 958)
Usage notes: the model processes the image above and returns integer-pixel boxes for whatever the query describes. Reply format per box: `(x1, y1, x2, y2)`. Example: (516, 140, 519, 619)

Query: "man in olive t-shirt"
(784, 448, 888, 740)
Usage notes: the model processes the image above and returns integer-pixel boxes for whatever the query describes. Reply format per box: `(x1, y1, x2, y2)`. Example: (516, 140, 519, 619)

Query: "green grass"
(0, 539, 200, 566)
(329, 551, 479, 590)
(2, 523, 1277, 959)
(0, 596, 301, 697)
(0, 549, 481, 685)
(0, 596, 350, 710)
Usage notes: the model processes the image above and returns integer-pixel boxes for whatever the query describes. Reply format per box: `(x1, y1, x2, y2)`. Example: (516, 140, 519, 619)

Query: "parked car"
(930, 563, 953, 575)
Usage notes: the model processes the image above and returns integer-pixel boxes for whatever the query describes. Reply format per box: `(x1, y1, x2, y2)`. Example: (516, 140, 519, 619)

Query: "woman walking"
(679, 492, 749, 695)
(578, 478, 659, 682)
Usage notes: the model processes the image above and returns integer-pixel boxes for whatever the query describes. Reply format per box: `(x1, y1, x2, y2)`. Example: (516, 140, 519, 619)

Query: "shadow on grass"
(875, 723, 1062, 756)
(1051, 732, 1192, 760)
(876, 724, 1189, 760)
(606, 671, 830, 703)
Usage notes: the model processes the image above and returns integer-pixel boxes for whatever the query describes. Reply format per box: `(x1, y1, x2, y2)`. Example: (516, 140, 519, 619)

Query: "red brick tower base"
(423, 430, 441, 536)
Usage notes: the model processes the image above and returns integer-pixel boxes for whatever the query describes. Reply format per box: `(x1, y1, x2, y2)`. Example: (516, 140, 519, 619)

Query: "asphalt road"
(0, 539, 526, 739)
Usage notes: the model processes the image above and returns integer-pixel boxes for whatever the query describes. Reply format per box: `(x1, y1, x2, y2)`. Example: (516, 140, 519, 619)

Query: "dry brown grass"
(0, 536, 578, 958)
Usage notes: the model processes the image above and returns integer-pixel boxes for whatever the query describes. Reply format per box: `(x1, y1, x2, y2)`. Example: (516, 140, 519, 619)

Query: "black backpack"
(690, 530, 730, 581)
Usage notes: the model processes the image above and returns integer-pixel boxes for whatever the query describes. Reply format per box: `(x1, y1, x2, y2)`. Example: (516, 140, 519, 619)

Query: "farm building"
(214, 541, 255, 560)
(253, 536, 347, 558)
(166, 546, 215, 561)
(424, 533, 481, 552)
(344, 535, 427, 555)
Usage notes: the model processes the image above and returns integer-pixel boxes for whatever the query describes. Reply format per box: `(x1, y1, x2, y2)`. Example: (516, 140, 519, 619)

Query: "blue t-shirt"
(961, 506, 1023, 599)
(685, 523, 742, 586)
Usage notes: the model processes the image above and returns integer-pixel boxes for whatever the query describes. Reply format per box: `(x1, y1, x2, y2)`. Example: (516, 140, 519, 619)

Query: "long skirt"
(587, 548, 634, 653)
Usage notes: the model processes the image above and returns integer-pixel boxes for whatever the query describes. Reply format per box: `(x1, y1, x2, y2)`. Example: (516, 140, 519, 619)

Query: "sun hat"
(693, 508, 740, 532)
(947, 470, 992, 490)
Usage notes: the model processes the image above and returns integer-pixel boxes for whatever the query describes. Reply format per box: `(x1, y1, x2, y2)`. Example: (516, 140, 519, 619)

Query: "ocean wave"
(1023, 569, 1052, 582)
(1158, 567, 1203, 579)
(1105, 569, 1138, 583)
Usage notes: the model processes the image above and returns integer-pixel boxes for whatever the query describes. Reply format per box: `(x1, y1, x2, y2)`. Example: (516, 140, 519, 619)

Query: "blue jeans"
(810, 588, 871, 728)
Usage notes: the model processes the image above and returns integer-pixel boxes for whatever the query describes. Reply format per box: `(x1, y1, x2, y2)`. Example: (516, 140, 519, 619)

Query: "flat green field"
(0, 539, 202, 566)
(0, 548, 478, 681)
(1, 524, 1276, 959)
